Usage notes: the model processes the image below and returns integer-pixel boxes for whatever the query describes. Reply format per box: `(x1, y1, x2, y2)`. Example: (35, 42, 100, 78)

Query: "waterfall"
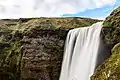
(59, 22, 103, 80)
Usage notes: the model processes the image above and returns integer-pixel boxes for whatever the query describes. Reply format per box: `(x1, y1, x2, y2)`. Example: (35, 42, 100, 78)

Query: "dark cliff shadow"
(95, 33, 114, 69)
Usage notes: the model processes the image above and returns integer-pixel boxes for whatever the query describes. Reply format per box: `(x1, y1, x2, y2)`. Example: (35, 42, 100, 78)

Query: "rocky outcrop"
(21, 28, 68, 80)
(102, 6, 120, 44)
(0, 27, 68, 80)
(91, 6, 120, 80)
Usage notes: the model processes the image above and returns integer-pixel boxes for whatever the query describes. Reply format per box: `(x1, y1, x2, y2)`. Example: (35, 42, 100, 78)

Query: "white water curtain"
(59, 22, 103, 80)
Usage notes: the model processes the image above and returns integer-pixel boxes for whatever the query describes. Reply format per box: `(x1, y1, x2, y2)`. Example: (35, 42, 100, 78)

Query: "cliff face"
(0, 17, 99, 80)
(102, 6, 120, 44)
(21, 28, 68, 80)
(91, 6, 120, 80)
(0, 28, 68, 80)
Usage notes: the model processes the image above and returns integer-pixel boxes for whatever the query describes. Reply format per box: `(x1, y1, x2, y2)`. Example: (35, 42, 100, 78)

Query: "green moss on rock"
(102, 6, 120, 44)
(0, 36, 22, 80)
(91, 42, 120, 80)
(92, 6, 120, 80)
(112, 42, 120, 54)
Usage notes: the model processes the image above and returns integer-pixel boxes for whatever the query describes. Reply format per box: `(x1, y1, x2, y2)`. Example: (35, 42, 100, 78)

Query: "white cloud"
(0, 0, 116, 19)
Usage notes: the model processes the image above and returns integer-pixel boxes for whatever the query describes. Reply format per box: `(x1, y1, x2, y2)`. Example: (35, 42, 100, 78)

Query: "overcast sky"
(0, 0, 119, 19)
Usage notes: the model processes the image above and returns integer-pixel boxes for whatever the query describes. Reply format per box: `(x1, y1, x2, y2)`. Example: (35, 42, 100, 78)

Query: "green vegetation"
(91, 43, 120, 80)
(0, 17, 100, 32)
(102, 6, 120, 44)
(0, 17, 100, 79)
(0, 39, 21, 80)
(92, 6, 120, 80)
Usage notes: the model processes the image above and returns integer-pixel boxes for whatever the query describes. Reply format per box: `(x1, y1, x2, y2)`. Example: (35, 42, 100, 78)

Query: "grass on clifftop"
(0, 17, 101, 33)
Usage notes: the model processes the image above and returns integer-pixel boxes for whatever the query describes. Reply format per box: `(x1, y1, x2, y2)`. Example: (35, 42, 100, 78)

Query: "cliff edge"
(91, 6, 120, 80)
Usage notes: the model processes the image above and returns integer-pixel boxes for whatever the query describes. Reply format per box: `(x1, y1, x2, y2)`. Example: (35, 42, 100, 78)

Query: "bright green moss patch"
(0, 39, 22, 80)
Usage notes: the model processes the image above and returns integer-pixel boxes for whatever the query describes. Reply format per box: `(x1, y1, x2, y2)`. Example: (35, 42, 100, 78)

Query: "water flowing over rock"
(0, 17, 100, 80)
(59, 22, 103, 80)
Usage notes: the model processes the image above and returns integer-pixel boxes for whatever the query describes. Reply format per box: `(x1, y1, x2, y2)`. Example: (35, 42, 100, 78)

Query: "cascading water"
(59, 22, 103, 80)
